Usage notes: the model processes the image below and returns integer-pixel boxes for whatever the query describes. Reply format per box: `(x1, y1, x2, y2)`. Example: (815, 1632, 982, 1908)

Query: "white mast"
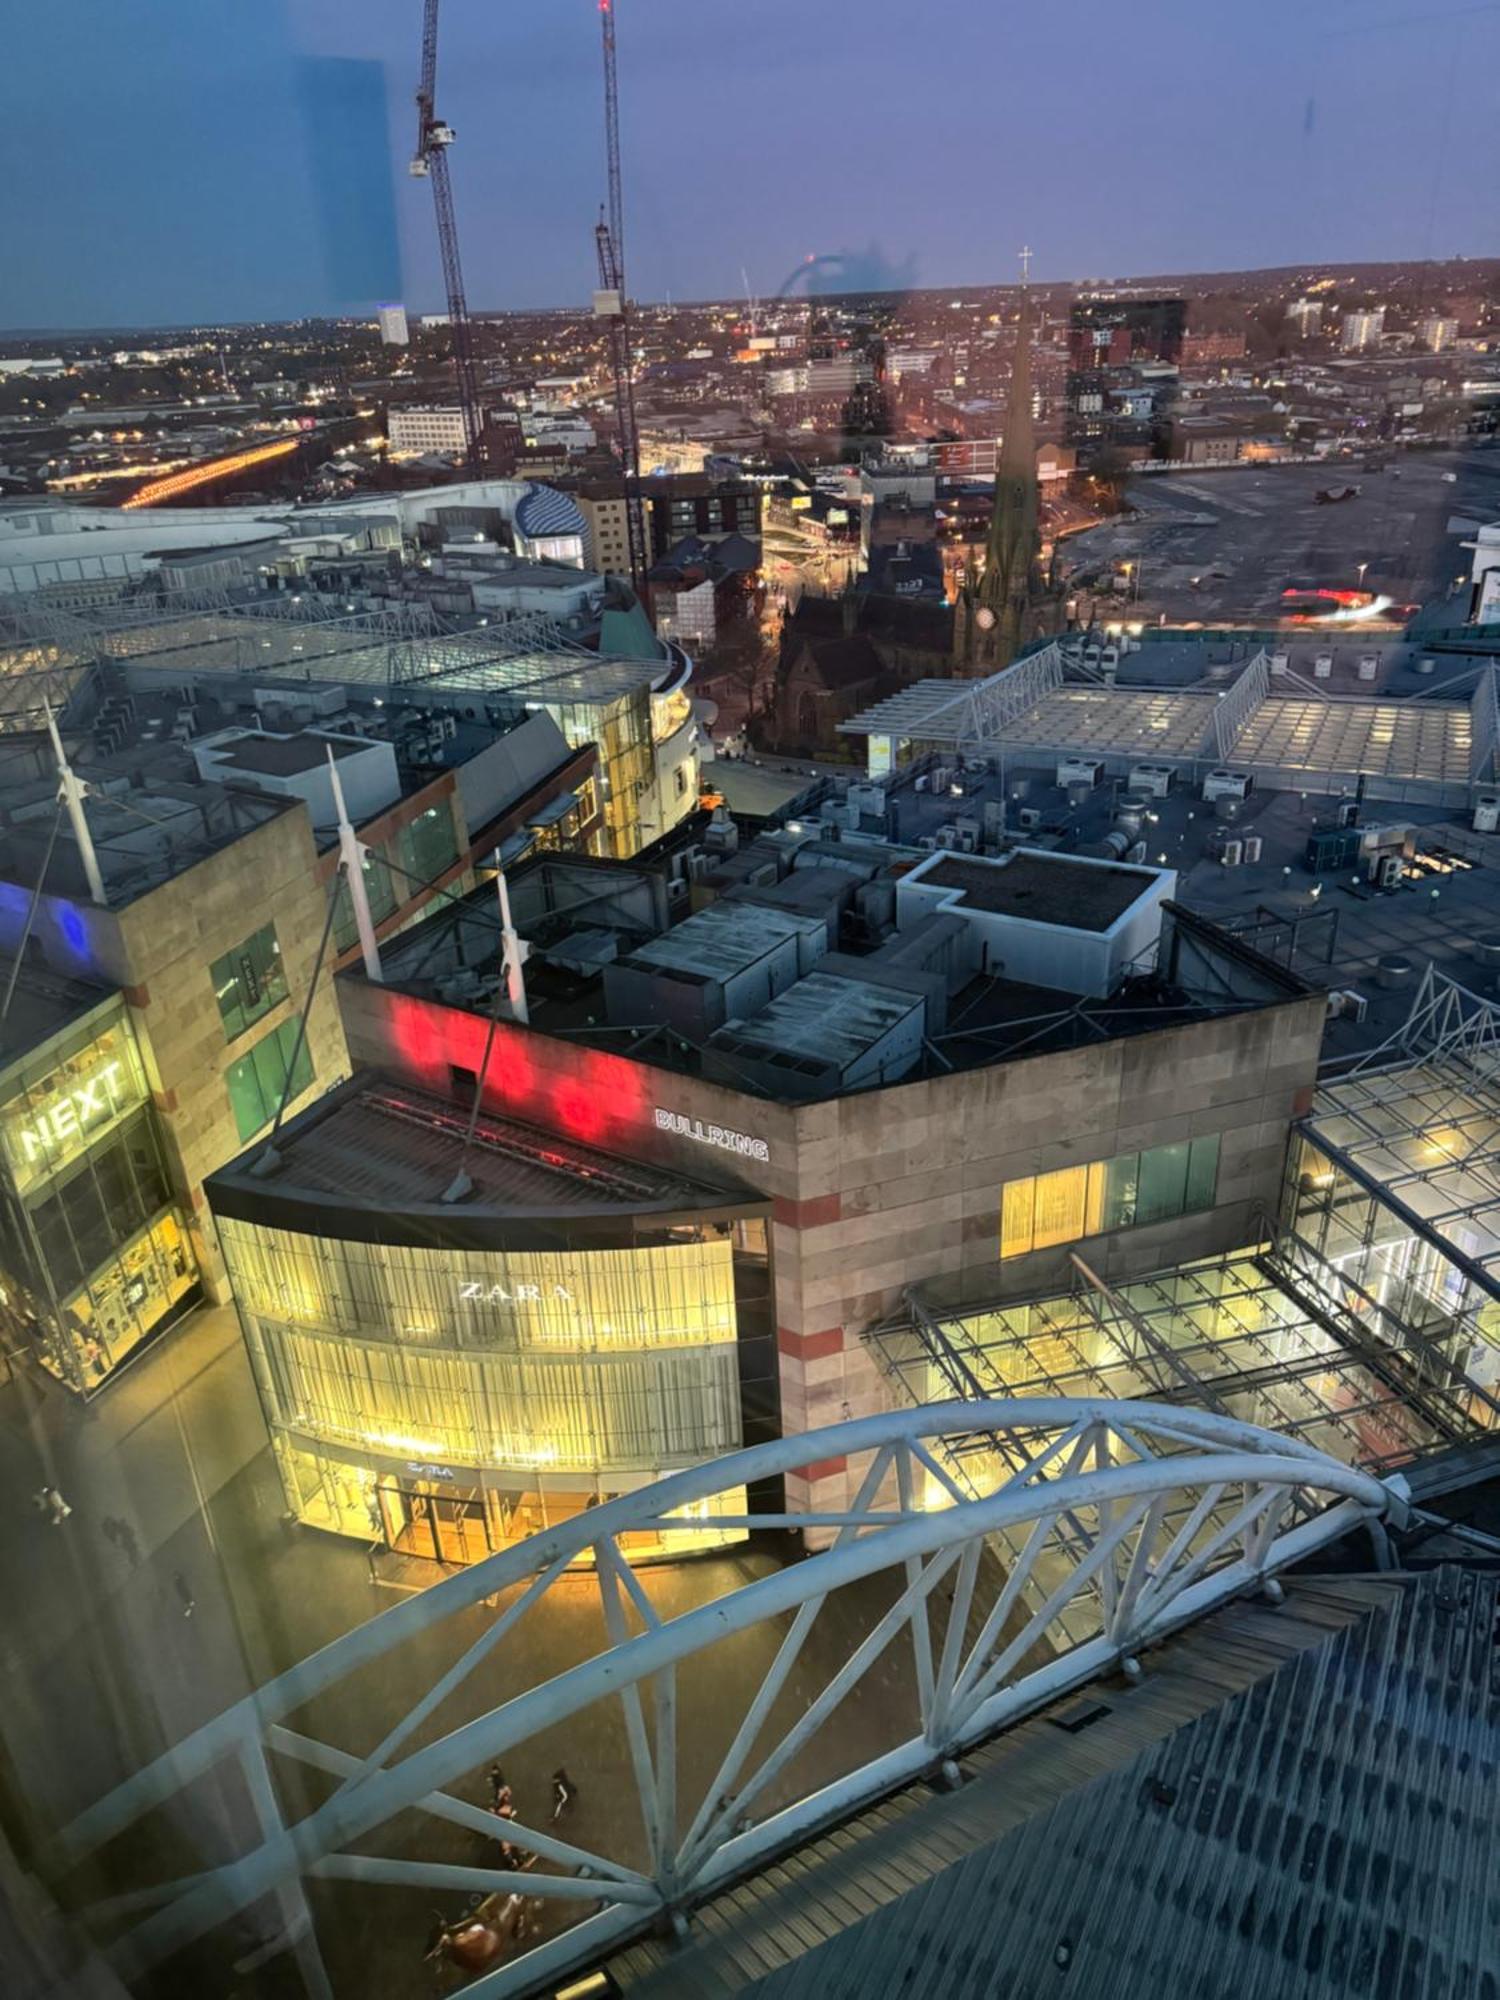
(327, 748, 381, 982)
(44, 699, 106, 907)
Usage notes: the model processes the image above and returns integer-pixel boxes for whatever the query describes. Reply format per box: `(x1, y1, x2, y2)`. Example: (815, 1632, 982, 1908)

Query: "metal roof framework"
(1304, 966, 1500, 1299)
(838, 645, 1490, 798)
(50, 1400, 1392, 2000)
(836, 640, 1067, 757)
(0, 588, 668, 722)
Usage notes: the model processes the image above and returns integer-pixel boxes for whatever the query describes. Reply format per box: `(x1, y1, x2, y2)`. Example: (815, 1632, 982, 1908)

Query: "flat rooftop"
(0, 955, 117, 1068)
(918, 851, 1156, 932)
(620, 900, 819, 982)
(205, 731, 367, 777)
(209, 1077, 754, 1220)
(710, 972, 919, 1071)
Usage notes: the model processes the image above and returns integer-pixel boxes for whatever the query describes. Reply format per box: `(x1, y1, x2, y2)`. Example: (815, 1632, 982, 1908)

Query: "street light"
(1356, 560, 1369, 593)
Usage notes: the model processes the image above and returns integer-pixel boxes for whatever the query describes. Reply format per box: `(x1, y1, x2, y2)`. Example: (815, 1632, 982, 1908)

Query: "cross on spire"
(1018, 245, 1034, 284)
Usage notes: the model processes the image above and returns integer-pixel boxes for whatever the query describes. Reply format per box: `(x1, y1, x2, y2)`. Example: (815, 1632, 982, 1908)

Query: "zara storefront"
(205, 1076, 778, 1565)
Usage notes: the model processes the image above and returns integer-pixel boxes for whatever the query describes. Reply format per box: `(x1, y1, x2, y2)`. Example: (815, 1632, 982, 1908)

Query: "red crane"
(593, 0, 647, 594)
(411, 0, 484, 471)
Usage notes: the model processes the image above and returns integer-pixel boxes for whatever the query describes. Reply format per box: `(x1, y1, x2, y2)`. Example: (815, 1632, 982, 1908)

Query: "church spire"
(964, 263, 1042, 669)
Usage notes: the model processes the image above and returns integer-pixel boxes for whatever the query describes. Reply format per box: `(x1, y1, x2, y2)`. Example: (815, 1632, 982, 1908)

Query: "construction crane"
(593, 0, 648, 596)
(410, 0, 483, 472)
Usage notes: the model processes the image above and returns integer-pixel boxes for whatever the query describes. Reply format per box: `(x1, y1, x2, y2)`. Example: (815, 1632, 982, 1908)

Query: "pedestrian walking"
(41, 1486, 71, 1525)
(117, 1518, 141, 1568)
(550, 1768, 577, 1821)
(487, 1762, 507, 1808)
(173, 1571, 195, 1618)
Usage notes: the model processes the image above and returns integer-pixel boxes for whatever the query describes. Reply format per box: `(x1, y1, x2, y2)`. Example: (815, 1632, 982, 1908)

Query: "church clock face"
(975, 606, 997, 630)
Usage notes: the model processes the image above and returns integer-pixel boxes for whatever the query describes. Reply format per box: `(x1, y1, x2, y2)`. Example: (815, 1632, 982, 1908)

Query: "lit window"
(1000, 1136, 1220, 1260)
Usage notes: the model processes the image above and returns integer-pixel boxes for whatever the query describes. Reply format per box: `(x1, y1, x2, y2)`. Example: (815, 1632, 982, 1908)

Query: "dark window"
(210, 924, 287, 1041)
(225, 1020, 315, 1144)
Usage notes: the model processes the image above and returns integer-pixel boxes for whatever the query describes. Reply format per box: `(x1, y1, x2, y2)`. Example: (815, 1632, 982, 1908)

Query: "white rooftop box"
(1128, 764, 1176, 798)
(1202, 769, 1254, 803)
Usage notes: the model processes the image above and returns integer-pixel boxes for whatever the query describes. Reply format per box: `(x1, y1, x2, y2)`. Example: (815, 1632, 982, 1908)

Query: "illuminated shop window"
(209, 923, 287, 1041)
(225, 1019, 314, 1143)
(0, 1014, 149, 1197)
(1000, 1136, 1220, 1259)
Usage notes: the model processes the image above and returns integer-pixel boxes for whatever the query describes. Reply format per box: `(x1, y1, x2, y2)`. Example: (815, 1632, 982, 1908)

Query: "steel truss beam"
(1205, 648, 1270, 761)
(52, 1400, 1396, 2000)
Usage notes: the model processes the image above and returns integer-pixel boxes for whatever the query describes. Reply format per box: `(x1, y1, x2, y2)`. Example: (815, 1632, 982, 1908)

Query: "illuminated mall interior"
(205, 1075, 779, 1565)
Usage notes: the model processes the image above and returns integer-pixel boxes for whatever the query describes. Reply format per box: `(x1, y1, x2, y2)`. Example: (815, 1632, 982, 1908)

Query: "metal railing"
(51, 1400, 1397, 2000)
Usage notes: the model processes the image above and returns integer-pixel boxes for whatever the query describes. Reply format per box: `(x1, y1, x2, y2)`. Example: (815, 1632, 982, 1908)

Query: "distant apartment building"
(1418, 316, 1459, 354)
(637, 475, 761, 565)
(377, 304, 410, 347)
(388, 405, 469, 456)
(1181, 329, 1247, 366)
(1286, 298, 1324, 338)
(1341, 309, 1386, 353)
(1065, 295, 1185, 455)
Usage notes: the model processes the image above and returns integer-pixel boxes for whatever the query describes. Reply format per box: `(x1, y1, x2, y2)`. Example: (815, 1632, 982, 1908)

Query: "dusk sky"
(3, 0, 1498, 329)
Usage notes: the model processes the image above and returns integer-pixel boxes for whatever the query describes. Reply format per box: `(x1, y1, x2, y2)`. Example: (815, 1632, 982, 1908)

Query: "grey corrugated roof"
(215, 1080, 747, 1217)
(726, 1567, 1500, 2000)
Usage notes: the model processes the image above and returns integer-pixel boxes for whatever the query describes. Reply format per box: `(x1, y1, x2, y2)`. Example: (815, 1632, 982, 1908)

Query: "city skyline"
(2, 0, 1498, 329)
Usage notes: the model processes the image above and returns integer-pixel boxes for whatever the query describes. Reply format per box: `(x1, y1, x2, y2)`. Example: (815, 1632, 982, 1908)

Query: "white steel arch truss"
(52, 1400, 1398, 2000)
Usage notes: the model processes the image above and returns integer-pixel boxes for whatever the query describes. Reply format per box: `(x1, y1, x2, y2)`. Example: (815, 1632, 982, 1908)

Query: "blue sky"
(2, 0, 1497, 328)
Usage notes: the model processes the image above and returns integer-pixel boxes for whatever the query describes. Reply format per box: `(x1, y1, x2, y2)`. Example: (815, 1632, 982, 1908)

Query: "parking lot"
(1061, 447, 1500, 625)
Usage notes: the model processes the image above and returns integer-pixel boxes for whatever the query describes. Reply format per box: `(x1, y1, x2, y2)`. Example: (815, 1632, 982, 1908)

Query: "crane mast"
(594, 0, 647, 596)
(411, 0, 483, 471)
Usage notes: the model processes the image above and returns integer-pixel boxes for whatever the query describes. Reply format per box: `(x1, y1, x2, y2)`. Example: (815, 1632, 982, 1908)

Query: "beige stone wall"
(108, 807, 351, 1298)
(338, 977, 1324, 1519)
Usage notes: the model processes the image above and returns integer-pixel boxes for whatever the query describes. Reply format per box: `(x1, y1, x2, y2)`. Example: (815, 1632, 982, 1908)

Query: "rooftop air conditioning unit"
(1474, 796, 1500, 834)
(956, 829, 977, 853)
(1057, 757, 1104, 789)
(1357, 655, 1379, 682)
(1379, 855, 1405, 888)
(1328, 988, 1370, 1024)
(1242, 834, 1264, 863)
(1269, 652, 1289, 677)
(1313, 654, 1334, 679)
(1128, 764, 1175, 798)
(1203, 769, 1253, 802)
(917, 834, 938, 851)
(1220, 839, 1244, 867)
(936, 826, 959, 848)
(914, 774, 930, 794)
(1018, 806, 1043, 830)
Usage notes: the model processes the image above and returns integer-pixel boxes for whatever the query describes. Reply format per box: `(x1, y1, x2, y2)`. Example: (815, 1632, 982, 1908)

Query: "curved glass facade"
(216, 1210, 774, 1563)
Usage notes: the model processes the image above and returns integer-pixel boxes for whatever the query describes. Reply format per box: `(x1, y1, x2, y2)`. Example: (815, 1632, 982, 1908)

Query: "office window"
(226, 1019, 315, 1144)
(396, 798, 459, 887)
(210, 924, 287, 1041)
(1000, 1135, 1221, 1260)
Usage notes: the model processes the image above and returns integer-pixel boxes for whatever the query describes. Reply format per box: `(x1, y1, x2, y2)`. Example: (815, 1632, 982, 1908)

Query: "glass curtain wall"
(218, 1212, 771, 1561)
(1284, 1133, 1500, 1399)
(0, 1004, 199, 1390)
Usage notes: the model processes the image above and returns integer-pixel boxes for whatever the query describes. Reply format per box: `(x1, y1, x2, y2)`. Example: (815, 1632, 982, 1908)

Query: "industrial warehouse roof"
(206, 1077, 758, 1226)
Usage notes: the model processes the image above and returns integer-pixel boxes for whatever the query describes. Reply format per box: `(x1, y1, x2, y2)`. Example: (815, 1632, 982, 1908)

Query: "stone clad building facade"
(335, 964, 1326, 1524)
